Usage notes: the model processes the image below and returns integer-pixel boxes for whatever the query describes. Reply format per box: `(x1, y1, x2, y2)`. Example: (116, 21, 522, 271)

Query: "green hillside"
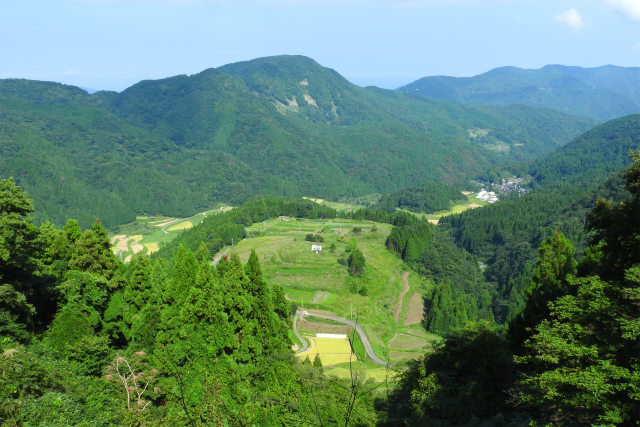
(525, 114, 640, 190)
(399, 64, 640, 120)
(1, 56, 595, 228)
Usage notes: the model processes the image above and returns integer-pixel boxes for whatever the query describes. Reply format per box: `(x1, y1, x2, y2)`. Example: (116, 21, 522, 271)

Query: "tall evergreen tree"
(0, 178, 45, 341)
(510, 230, 577, 345)
(587, 150, 640, 279)
(68, 221, 118, 279)
(516, 152, 640, 424)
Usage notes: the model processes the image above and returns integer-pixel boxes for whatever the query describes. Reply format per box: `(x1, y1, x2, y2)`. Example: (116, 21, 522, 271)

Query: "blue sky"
(2, 0, 640, 91)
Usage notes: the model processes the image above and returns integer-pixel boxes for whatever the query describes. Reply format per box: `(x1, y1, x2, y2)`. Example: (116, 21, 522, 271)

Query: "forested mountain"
(0, 55, 595, 228)
(438, 114, 640, 325)
(399, 64, 640, 120)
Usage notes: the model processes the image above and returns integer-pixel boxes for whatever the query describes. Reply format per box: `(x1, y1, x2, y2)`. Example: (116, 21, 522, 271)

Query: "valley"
(110, 209, 442, 380)
(4, 48, 640, 424)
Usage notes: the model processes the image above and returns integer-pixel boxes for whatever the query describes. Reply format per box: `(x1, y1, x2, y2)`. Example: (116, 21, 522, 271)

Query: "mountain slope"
(525, 114, 640, 190)
(399, 65, 640, 121)
(0, 56, 595, 227)
(107, 55, 595, 188)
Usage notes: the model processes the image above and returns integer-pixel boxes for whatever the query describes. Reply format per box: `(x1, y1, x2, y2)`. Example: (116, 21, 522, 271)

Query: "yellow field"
(145, 242, 160, 254)
(167, 221, 193, 231)
(130, 235, 143, 241)
(152, 219, 175, 227)
(296, 336, 355, 366)
(113, 238, 129, 252)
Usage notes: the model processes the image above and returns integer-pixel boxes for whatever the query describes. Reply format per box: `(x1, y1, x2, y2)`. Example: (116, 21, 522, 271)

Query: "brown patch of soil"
(393, 272, 410, 323)
(403, 292, 425, 326)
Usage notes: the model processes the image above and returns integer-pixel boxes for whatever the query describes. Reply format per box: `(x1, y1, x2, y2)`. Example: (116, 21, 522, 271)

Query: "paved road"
(293, 312, 309, 353)
(294, 310, 393, 367)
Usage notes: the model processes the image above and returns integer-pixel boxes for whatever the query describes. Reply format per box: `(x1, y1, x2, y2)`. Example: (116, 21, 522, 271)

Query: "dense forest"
(433, 115, 640, 325)
(0, 55, 596, 228)
(381, 152, 640, 425)
(385, 220, 494, 334)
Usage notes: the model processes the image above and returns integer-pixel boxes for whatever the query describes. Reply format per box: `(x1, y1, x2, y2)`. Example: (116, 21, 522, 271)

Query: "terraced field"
(109, 207, 231, 261)
(231, 216, 442, 378)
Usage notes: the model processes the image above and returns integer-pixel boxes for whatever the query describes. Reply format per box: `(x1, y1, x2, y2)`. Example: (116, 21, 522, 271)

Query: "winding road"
(293, 311, 310, 353)
(293, 310, 393, 367)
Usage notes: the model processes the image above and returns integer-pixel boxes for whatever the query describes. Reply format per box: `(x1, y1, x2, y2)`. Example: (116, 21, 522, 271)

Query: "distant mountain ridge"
(0, 55, 595, 227)
(399, 64, 640, 121)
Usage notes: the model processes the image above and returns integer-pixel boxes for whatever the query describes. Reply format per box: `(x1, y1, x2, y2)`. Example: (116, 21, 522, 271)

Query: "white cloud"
(605, 0, 640, 21)
(554, 8, 584, 31)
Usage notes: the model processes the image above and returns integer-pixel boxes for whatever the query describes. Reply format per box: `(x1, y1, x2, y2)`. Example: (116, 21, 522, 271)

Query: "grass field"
(109, 206, 230, 260)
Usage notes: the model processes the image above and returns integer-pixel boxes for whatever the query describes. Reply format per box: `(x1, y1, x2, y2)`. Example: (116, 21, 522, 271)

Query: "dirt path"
(393, 272, 410, 324)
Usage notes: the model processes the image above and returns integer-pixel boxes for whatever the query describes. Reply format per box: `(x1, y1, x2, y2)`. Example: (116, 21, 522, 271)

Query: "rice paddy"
(109, 198, 443, 382)
(296, 336, 355, 366)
